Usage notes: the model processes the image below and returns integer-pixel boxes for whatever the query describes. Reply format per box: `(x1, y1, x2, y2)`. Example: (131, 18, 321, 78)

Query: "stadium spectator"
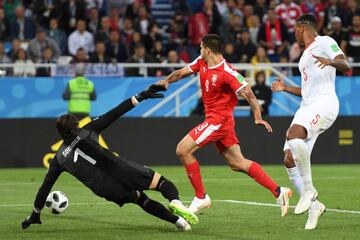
(62, 63, 96, 119)
(86, 0, 107, 17)
(242, 4, 254, 28)
(105, 30, 128, 63)
(203, 0, 222, 35)
(134, 5, 155, 36)
(13, 48, 36, 77)
(89, 41, 111, 63)
(108, 8, 123, 31)
(94, 16, 111, 43)
(223, 42, 238, 63)
(87, 7, 100, 34)
(126, 43, 156, 76)
(3, 0, 21, 28)
(258, 8, 289, 62)
(327, 16, 347, 52)
(10, 5, 36, 40)
(344, 0, 360, 29)
(227, 0, 243, 20)
(251, 46, 272, 79)
(161, 50, 185, 76)
(249, 14, 261, 46)
(252, 71, 272, 115)
(167, 13, 187, 51)
(0, 41, 11, 63)
(46, 18, 67, 55)
(68, 19, 94, 56)
(0, 8, 7, 41)
(235, 28, 257, 63)
(33, 0, 59, 27)
(254, 0, 268, 21)
(36, 47, 56, 77)
(323, 0, 349, 32)
(300, 0, 325, 32)
(70, 47, 89, 64)
(143, 23, 162, 53)
(120, 17, 135, 46)
(224, 14, 243, 43)
(150, 40, 166, 63)
(275, 0, 302, 42)
(215, 0, 229, 27)
(128, 31, 143, 55)
(6, 38, 20, 61)
(58, 0, 87, 35)
(27, 27, 60, 62)
(344, 14, 360, 75)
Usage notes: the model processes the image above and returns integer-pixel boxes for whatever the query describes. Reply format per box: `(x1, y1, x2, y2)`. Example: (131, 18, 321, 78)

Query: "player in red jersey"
(157, 34, 292, 216)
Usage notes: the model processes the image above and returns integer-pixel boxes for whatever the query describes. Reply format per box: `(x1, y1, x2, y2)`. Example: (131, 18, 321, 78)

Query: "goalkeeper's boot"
(276, 187, 293, 217)
(169, 200, 199, 224)
(188, 194, 211, 214)
(305, 199, 326, 230)
(175, 216, 191, 231)
(295, 188, 318, 214)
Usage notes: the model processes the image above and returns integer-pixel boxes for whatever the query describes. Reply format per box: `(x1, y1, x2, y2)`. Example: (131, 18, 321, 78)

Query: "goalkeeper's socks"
(155, 176, 179, 201)
(184, 160, 206, 199)
(248, 162, 280, 198)
(136, 192, 178, 224)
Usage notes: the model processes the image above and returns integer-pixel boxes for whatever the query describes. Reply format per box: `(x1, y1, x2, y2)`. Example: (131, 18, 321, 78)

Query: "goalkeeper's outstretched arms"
(21, 158, 63, 230)
(84, 84, 167, 133)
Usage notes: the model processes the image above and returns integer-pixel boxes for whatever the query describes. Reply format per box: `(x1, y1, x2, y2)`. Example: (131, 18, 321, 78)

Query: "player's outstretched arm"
(239, 86, 273, 132)
(313, 54, 351, 72)
(156, 67, 193, 89)
(21, 159, 62, 230)
(85, 84, 166, 133)
(271, 78, 302, 97)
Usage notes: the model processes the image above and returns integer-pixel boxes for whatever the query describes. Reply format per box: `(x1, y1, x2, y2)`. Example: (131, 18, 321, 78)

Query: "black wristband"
(134, 92, 146, 102)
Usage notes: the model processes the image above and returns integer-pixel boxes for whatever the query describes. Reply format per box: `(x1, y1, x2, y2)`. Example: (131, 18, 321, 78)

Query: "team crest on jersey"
(211, 74, 218, 86)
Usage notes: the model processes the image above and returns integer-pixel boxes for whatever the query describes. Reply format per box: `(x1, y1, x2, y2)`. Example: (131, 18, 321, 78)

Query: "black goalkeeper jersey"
(33, 98, 154, 210)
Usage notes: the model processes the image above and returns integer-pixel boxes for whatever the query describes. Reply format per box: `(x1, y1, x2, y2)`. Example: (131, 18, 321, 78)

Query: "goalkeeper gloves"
(21, 210, 41, 230)
(135, 84, 167, 102)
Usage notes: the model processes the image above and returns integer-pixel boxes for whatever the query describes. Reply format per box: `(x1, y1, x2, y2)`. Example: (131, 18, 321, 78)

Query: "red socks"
(248, 162, 279, 198)
(184, 160, 205, 198)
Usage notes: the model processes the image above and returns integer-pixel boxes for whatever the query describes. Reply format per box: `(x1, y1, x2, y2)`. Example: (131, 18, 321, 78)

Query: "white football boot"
(305, 199, 326, 230)
(175, 216, 191, 231)
(188, 194, 211, 214)
(295, 188, 318, 214)
(276, 187, 293, 217)
(169, 200, 199, 224)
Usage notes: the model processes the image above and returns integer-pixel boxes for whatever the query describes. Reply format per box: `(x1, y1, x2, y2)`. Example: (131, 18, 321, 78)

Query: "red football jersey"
(187, 56, 248, 121)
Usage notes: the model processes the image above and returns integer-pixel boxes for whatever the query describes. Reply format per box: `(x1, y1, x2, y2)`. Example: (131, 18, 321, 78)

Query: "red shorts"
(188, 117, 239, 153)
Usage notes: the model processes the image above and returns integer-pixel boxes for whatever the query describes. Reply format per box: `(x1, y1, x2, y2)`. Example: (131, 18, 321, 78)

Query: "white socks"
(287, 139, 314, 193)
(286, 166, 305, 195)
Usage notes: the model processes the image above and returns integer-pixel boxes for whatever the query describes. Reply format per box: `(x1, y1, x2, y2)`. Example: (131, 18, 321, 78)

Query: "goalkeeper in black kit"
(21, 85, 198, 231)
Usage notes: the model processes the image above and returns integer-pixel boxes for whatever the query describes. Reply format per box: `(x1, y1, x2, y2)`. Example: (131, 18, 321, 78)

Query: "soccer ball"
(45, 191, 69, 214)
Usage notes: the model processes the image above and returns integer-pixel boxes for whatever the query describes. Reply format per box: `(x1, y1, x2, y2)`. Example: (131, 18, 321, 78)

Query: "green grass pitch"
(1, 165, 359, 240)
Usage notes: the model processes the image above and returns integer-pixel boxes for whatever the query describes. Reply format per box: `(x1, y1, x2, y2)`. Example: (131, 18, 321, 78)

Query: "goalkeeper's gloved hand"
(135, 84, 167, 102)
(21, 210, 41, 230)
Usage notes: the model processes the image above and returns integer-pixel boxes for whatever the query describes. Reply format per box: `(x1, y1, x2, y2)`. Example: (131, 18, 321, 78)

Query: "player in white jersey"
(272, 14, 350, 230)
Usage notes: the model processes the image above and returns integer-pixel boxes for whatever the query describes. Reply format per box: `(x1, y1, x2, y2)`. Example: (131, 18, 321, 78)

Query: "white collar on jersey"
(208, 59, 225, 69)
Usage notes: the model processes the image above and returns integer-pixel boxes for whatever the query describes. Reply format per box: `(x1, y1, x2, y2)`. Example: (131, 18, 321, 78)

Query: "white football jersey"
(298, 36, 344, 106)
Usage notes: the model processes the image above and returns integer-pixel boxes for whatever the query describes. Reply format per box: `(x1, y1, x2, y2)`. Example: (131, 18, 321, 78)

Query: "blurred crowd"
(0, 0, 359, 77)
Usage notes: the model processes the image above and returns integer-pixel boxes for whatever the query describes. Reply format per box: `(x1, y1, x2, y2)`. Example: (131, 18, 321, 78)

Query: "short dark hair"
(56, 114, 78, 139)
(202, 34, 222, 54)
(296, 14, 317, 29)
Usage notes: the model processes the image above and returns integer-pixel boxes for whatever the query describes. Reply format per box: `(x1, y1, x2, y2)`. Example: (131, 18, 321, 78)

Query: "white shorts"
(283, 98, 339, 152)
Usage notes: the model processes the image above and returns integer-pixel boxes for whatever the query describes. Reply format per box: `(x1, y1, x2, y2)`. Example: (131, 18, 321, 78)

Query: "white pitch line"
(1, 199, 360, 215)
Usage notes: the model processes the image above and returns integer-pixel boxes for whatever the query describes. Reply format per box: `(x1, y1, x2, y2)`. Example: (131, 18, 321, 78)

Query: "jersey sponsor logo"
(211, 74, 218, 86)
(331, 44, 340, 52)
(62, 136, 81, 157)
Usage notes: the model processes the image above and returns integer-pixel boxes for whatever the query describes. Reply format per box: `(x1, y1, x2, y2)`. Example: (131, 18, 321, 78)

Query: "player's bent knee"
(283, 150, 296, 168)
